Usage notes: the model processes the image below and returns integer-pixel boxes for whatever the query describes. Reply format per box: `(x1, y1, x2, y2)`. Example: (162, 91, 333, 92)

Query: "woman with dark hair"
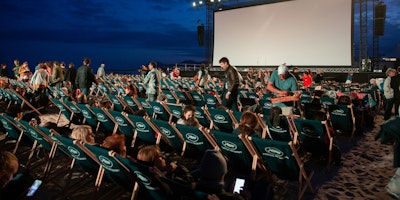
(177, 105, 201, 128)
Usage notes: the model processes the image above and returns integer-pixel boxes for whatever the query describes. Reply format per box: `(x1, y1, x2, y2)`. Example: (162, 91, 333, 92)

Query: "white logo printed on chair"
(82, 110, 91, 118)
(96, 113, 107, 122)
(153, 106, 162, 113)
(1, 120, 11, 130)
(185, 133, 203, 145)
(29, 129, 42, 141)
(214, 114, 227, 123)
(99, 155, 119, 172)
(160, 127, 173, 138)
(68, 146, 86, 160)
(263, 102, 272, 109)
(136, 122, 148, 132)
(172, 110, 181, 117)
(206, 98, 215, 104)
(221, 141, 241, 153)
(134, 171, 158, 190)
(115, 117, 126, 126)
(56, 104, 65, 111)
(263, 147, 289, 160)
(332, 109, 346, 116)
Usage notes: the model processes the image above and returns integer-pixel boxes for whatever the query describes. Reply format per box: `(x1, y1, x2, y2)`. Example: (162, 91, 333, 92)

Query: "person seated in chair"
(177, 105, 201, 128)
(136, 145, 195, 196)
(233, 111, 261, 138)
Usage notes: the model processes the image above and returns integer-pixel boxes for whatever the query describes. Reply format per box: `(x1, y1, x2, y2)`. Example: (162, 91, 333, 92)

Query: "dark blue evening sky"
(0, 0, 399, 73)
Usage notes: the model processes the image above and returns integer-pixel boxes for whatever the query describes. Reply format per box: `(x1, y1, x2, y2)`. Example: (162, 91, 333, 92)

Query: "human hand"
(207, 194, 220, 200)
(225, 92, 230, 99)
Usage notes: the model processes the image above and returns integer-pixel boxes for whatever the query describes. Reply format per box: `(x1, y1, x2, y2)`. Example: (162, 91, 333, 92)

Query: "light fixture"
(192, 2, 196, 6)
(199, 1, 203, 5)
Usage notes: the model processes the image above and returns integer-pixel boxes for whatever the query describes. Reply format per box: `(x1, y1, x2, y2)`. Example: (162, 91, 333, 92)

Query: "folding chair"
(123, 113, 162, 147)
(161, 89, 178, 104)
(203, 107, 235, 133)
(293, 118, 334, 167)
(121, 95, 141, 113)
(203, 93, 219, 108)
(103, 109, 134, 139)
(17, 120, 58, 177)
(264, 115, 293, 142)
(174, 123, 216, 157)
(7, 88, 42, 115)
(136, 97, 154, 117)
(90, 106, 118, 134)
(208, 129, 260, 179)
(49, 97, 75, 127)
(112, 153, 169, 199)
(76, 142, 140, 199)
(108, 94, 124, 112)
(194, 106, 211, 128)
(189, 91, 206, 107)
(257, 99, 273, 116)
(146, 117, 186, 156)
(162, 102, 184, 123)
(148, 101, 170, 121)
(74, 103, 99, 130)
(0, 113, 25, 154)
(247, 137, 314, 200)
(327, 104, 356, 139)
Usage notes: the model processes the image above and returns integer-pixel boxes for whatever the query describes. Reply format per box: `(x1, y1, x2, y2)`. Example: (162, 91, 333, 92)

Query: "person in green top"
(12, 59, 20, 79)
(267, 63, 298, 97)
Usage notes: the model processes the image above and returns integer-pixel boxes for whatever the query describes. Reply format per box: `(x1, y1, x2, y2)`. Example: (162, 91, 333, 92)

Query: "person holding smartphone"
(0, 151, 19, 189)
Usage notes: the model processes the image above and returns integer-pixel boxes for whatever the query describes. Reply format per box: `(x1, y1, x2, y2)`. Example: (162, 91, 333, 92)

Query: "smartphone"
(26, 179, 42, 197)
(233, 178, 245, 194)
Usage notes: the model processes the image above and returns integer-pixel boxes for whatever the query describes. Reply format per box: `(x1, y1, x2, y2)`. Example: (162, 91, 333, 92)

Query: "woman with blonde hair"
(70, 125, 96, 145)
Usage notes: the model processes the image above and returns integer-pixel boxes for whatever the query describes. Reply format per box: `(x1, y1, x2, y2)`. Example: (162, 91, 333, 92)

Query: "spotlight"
(199, 1, 203, 5)
(193, 2, 196, 6)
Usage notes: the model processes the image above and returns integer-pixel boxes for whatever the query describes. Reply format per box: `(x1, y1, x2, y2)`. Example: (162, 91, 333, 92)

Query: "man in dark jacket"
(219, 57, 240, 111)
(64, 62, 77, 89)
(75, 57, 95, 95)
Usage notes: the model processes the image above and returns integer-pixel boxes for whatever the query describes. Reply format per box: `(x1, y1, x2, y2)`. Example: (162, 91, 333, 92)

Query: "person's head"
(182, 105, 196, 120)
(100, 63, 105, 68)
(0, 151, 19, 189)
(277, 63, 288, 80)
(5, 105, 23, 119)
(338, 95, 351, 105)
(219, 57, 230, 70)
(386, 68, 397, 77)
(293, 67, 299, 73)
(238, 111, 259, 135)
(148, 61, 157, 70)
(83, 57, 91, 66)
(102, 134, 126, 157)
(1, 63, 6, 69)
(69, 62, 74, 68)
(70, 125, 95, 145)
(77, 93, 87, 104)
(200, 63, 206, 70)
(199, 150, 227, 182)
(137, 145, 166, 170)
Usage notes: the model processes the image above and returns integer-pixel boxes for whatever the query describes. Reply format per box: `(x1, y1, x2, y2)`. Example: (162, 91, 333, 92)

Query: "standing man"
(390, 66, 400, 116)
(143, 61, 160, 102)
(51, 61, 64, 88)
(97, 62, 105, 78)
(75, 57, 96, 95)
(219, 57, 239, 111)
(196, 64, 208, 88)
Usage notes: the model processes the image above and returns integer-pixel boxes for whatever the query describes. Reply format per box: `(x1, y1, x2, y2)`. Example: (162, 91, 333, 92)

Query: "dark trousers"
(222, 89, 238, 111)
(384, 98, 394, 120)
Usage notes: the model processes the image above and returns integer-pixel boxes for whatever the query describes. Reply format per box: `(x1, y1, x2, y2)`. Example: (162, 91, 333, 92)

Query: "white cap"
(277, 64, 288, 75)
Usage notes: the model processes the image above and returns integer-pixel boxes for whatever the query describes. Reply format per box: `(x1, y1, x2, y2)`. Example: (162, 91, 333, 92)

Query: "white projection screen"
(213, 0, 353, 67)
